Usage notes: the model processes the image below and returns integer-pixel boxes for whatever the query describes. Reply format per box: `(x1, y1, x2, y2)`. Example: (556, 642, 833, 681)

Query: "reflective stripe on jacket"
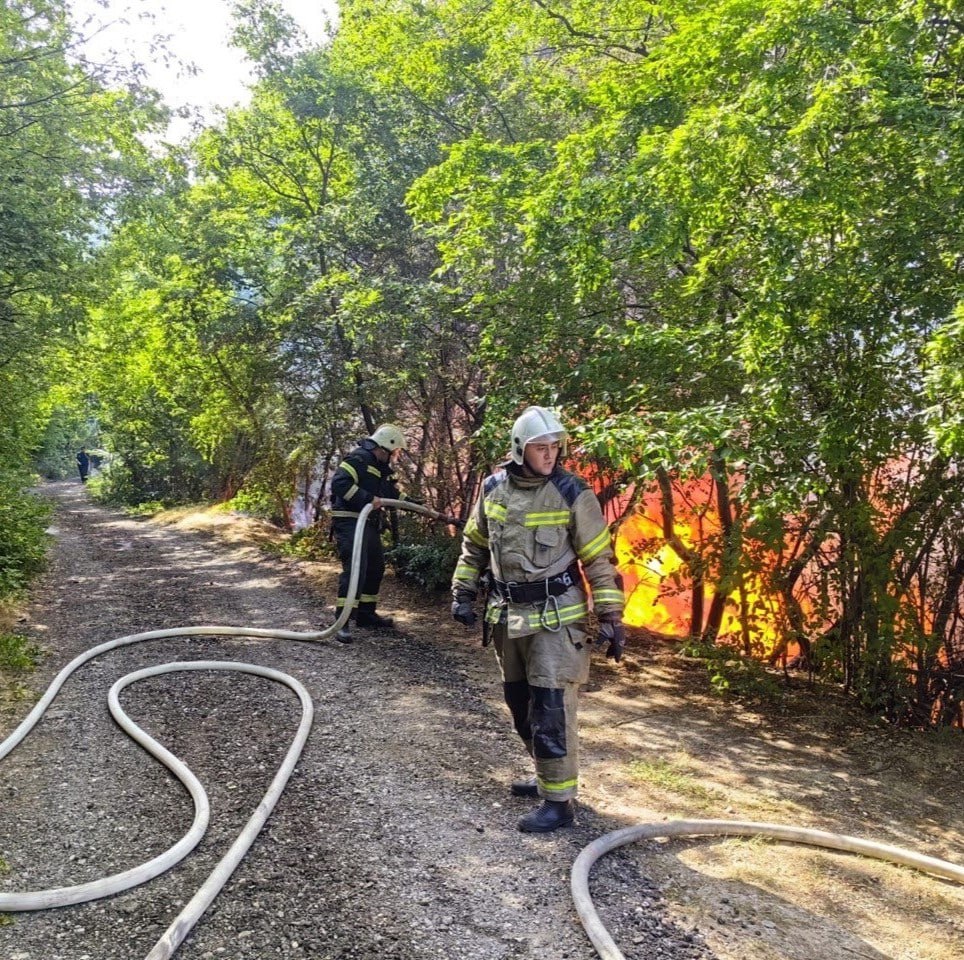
(452, 463, 624, 638)
(330, 438, 399, 516)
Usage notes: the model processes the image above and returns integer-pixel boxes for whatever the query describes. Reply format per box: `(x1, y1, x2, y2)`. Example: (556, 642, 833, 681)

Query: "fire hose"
(0, 499, 455, 959)
(3, 498, 964, 959)
(571, 819, 964, 960)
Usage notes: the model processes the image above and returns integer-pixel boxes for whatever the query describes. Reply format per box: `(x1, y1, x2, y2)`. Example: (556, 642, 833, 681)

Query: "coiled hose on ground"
(0, 499, 418, 958)
(2, 498, 963, 959)
(571, 818, 964, 960)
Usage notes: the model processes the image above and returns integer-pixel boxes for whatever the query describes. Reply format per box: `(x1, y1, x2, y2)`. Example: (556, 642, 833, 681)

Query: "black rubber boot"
(335, 625, 352, 644)
(355, 611, 395, 630)
(510, 777, 539, 797)
(517, 800, 574, 833)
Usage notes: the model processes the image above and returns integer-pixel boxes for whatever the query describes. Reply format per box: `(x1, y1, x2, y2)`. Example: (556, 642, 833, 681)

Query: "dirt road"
(2, 482, 962, 960)
(0, 483, 710, 960)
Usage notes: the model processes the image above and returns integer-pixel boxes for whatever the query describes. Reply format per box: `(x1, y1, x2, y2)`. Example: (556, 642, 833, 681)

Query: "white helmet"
(509, 406, 568, 465)
(370, 423, 406, 452)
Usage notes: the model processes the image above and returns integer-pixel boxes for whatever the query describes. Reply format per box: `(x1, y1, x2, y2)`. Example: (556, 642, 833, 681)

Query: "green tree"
(354, 0, 964, 721)
(0, 0, 162, 596)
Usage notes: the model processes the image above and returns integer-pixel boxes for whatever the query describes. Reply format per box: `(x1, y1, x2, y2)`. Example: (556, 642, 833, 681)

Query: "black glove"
(598, 616, 625, 663)
(451, 592, 477, 627)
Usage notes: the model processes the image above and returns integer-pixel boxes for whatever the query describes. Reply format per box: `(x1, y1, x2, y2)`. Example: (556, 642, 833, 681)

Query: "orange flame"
(598, 473, 799, 655)
(582, 456, 962, 725)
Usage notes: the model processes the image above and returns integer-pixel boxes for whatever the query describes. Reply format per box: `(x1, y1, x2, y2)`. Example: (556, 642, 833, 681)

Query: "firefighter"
(450, 406, 625, 832)
(330, 423, 407, 643)
(76, 448, 90, 483)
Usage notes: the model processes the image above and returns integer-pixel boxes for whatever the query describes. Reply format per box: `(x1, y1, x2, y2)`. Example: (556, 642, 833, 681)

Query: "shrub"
(0, 631, 41, 713)
(387, 518, 462, 593)
(90, 445, 214, 509)
(225, 486, 280, 521)
(0, 480, 50, 598)
(678, 637, 782, 700)
(0, 632, 40, 672)
(89, 459, 166, 508)
(282, 522, 337, 561)
(223, 454, 296, 529)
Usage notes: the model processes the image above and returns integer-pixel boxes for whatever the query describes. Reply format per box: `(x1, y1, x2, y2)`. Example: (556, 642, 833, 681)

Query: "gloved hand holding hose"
(598, 613, 625, 663)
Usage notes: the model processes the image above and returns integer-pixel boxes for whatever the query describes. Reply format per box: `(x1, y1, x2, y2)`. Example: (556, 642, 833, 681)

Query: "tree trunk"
(656, 466, 704, 638)
(702, 449, 740, 645)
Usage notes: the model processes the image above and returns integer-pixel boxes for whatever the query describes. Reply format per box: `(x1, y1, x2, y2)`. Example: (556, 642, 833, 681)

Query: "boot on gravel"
(355, 611, 395, 630)
(510, 777, 539, 797)
(335, 625, 353, 644)
(517, 799, 574, 833)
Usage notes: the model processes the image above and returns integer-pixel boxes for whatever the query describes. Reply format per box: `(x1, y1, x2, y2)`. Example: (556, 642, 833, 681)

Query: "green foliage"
(281, 524, 337, 561)
(0, 629, 40, 722)
(387, 516, 462, 592)
(0, 0, 165, 596)
(925, 302, 964, 455)
(9, 0, 961, 728)
(74, 22, 482, 514)
(31, 404, 101, 480)
(0, 0, 164, 391)
(386, 538, 460, 593)
(678, 638, 782, 701)
(0, 633, 40, 673)
(366, 0, 964, 726)
(225, 487, 279, 521)
(223, 470, 293, 528)
(88, 453, 210, 510)
(224, 450, 298, 529)
(0, 480, 50, 598)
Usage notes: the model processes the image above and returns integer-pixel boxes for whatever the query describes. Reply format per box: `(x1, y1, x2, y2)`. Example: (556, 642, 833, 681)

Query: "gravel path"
(0, 482, 712, 960)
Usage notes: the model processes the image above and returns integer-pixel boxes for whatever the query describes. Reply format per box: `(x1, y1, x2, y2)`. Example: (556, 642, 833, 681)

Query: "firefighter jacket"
(451, 463, 624, 638)
(330, 439, 400, 518)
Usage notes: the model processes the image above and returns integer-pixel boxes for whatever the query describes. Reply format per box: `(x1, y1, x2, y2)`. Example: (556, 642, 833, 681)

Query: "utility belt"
(491, 560, 581, 605)
(331, 508, 381, 522)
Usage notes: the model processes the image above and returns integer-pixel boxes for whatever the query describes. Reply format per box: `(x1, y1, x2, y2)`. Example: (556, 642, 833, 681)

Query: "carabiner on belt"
(539, 594, 563, 633)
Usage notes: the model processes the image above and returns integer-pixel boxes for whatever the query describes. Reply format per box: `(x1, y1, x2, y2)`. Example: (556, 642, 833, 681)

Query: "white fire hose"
(3, 497, 963, 959)
(0, 499, 451, 959)
(571, 818, 964, 960)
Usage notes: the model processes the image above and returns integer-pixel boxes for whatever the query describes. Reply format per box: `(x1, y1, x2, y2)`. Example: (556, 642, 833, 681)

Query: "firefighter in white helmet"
(330, 423, 407, 642)
(450, 406, 625, 832)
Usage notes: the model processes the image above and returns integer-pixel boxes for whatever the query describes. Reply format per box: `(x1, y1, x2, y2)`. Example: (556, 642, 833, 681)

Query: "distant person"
(329, 424, 408, 643)
(76, 448, 90, 483)
(450, 406, 625, 833)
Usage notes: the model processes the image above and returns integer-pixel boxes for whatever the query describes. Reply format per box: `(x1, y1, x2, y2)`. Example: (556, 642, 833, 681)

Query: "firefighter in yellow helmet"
(450, 406, 625, 832)
(330, 424, 407, 643)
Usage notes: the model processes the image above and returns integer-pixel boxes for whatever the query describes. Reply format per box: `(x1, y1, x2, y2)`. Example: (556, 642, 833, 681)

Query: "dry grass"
(580, 637, 964, 960)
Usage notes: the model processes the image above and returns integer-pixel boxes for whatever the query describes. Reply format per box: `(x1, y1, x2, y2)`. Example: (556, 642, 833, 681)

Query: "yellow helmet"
(509, 406, 567, 465)
(370, 423, 406, 452)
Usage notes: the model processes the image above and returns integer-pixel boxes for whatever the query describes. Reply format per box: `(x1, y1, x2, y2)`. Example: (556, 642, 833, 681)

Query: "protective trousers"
(492, 621, 590, 802)
(332, 515, 385, 619)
